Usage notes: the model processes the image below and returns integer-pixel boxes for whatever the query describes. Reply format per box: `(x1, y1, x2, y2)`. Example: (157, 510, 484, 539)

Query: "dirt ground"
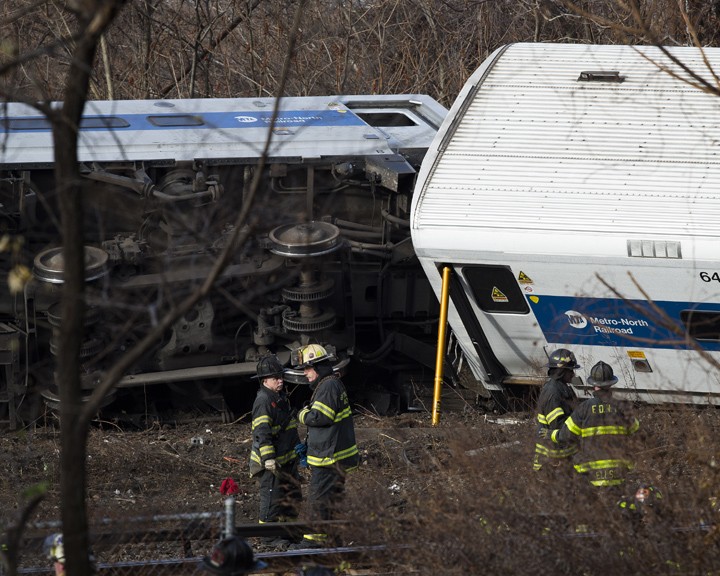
(2, 395, 720, 574)
(1, 404, 489, 524)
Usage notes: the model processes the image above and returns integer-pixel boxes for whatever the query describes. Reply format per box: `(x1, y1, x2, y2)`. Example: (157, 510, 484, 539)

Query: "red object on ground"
(220, 477, 239, 495)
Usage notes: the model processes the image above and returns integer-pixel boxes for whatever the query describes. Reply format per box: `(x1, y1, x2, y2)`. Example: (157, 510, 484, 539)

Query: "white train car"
(411, 43, 720, 405)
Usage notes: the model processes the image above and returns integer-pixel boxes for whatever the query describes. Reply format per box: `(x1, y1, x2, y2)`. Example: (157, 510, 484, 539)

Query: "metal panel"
(0, 94, 448, 166)
(413, 43, 720, 241)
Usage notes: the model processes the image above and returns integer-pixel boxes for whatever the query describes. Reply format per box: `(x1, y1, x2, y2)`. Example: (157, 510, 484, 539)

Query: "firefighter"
(290, 344, 359, 549)
(43, 533, 66, 576)
(42, 533, 95, 576)
(533, 348, 580, 473)
(617, 484, 664, 532)
(551, 360, 640, 489)
(201, 536, 267, 575)
(249, 354, 302, 548)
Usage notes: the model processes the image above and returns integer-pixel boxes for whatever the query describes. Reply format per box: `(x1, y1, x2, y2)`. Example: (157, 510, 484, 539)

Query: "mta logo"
(565, 310, 587, 329)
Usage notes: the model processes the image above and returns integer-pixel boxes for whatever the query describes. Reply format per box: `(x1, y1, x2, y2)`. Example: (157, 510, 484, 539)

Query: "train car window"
(80, 117, 130, 129)
(5, 118, 52, 130)
(461, 265, 530, 314)
(354, 112, 417, 127)
(4, 117, 130, 130)
(148, 115, 204, 127)
(680, 310, 720, 341)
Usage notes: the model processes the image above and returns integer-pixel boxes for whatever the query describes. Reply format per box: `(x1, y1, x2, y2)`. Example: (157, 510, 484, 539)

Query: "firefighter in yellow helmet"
(289, 344, 359, 549)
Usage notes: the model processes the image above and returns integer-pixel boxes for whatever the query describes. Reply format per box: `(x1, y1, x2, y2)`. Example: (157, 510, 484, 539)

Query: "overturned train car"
(0, 94, 448, 426)
(412, 43, 720, 407)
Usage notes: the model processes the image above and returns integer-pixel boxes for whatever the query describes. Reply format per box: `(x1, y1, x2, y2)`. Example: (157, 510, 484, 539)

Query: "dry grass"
(3, 405, 720, 574)
(340, 407, 720, 575)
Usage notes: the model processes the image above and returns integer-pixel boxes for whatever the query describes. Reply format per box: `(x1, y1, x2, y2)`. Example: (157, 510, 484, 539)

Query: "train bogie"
(0, 94, 448, 426)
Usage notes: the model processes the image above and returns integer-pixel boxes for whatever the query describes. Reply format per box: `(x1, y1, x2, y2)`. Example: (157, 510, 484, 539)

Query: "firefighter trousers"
(308, 464, 346, 522)
(258, 461, 302, 523)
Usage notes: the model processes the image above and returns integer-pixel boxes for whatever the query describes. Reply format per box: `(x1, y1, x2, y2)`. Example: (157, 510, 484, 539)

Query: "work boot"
(270, 537, 293, 551)
(255, 536, 292, 551)
(287, 537, 325, 550)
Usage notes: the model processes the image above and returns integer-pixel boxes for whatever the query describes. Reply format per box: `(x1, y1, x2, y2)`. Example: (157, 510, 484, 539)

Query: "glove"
(537, 428, 550, 441)
(294, 443, 308, 468)
(264, 459, 277, 472)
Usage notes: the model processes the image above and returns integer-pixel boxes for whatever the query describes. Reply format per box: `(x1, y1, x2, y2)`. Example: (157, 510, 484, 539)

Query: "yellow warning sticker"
(491, 287, 508, 303)
(627, 350, 646, 359)
(518, 271, 533, 284)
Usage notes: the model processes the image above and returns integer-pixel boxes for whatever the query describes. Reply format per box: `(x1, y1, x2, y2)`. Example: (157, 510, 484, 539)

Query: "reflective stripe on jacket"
(552, 395, 640, 486)
(298, 374, 359, 470)
(534, 377, 578, 469)
(249, 386, 299, 476)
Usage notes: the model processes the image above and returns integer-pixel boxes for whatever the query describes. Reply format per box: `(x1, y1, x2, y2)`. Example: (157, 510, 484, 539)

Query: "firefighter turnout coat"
(551, 392, 640, 487)
(249, 385, 300, 476)
(298, 374, 359, 470)
(534, 377, 578, 471)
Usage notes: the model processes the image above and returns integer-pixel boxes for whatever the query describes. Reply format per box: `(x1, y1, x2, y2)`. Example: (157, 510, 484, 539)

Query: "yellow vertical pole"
(432, 266, 452, 426)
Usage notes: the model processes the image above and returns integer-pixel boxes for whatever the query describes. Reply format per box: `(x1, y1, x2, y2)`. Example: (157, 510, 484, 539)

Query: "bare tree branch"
(158, 0, 263, 98)
(81, 0, 310, 424)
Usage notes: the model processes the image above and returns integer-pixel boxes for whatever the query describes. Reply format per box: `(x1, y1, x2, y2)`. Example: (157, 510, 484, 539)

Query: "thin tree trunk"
(54, 4, 126, 574)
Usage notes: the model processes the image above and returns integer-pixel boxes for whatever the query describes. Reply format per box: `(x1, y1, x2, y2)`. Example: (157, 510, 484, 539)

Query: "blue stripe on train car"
(0, 109, 367, 133)
(528, 294, 720, 352)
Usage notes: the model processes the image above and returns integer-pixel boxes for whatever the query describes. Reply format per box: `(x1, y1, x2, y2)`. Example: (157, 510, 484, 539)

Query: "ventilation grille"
(627, 240, 681, 259)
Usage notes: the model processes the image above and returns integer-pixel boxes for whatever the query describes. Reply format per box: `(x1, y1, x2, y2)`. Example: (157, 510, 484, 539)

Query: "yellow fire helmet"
(291, 344, 336, 368)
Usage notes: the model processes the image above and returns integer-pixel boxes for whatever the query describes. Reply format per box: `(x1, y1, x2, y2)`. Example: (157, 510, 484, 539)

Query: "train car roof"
(0, 94, 447, 167)
(411, 43, 720, 261)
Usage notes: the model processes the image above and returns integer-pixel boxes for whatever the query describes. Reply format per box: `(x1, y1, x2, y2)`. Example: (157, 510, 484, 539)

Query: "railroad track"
(14, 514, 394, 575)
(17, 545, 394, 575)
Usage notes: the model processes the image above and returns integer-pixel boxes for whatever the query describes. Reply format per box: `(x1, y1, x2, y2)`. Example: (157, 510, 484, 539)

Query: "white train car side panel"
(411, 43, 720, 405)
